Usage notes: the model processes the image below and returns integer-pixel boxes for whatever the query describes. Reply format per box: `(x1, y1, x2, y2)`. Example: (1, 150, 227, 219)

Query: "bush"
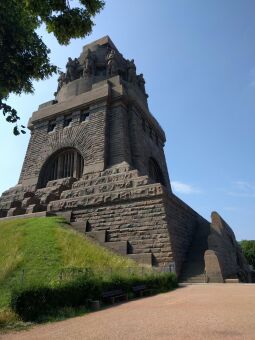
(11, 272, 177, 321)
(240, 240, 255, 268)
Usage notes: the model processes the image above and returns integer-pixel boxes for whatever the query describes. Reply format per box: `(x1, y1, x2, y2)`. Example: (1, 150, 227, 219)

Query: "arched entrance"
(38, 148, 84, 188)
(148, 157, 165, 186)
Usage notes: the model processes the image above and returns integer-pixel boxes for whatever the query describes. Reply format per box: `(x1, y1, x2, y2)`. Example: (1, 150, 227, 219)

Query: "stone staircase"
(46, 162, 164, 213)
(70, 218, 152, 265)
(179, 221, 210, 283)
(0, 163, 164, 267)
(0, 163, 155, 217)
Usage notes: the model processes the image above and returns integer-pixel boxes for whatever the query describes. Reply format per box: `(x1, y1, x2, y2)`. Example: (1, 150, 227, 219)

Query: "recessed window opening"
(148, 158, 165, 186)
(80, 109, 90, 122)
(39, 148, 84, 188)
(64, 114, 72, 127)
(48, 120, 56, 133)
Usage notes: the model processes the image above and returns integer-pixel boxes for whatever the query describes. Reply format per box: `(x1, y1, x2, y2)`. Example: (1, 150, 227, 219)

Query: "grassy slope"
(0, 216, 137, 312)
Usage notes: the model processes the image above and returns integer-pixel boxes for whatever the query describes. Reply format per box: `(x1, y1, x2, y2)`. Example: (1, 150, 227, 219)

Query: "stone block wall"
(44, 163, 207, 275)
(72, 198, 173, 267)
(129, 104, 171, 191)
(19, 100, 108, 187)
(164, 195, 207, 276)
(107, 102, 132, 167)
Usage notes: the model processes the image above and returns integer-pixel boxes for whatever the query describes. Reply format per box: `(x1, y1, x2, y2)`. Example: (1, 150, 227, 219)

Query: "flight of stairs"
(179, 221, 210, 283)
(69, 219, 152, 265)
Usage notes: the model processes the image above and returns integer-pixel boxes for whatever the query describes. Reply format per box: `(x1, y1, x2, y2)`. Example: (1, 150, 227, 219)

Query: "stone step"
(47, 183, 164, 212)
(100, 165, 134, 177)
(104, 241, 128, 256)
(179, 221, 210, 283)
(72, 169, 141, 189)
(86, 230, 106, 243)
(0, 189, 34, 208)
(0, 211, 56, 222)
(70, 221, 86, 233)
(180, 274, 205, 280)
(180, 276, 206, 283)
(25, 204, 47, 214)
(54, 211, 72, 222)
(76, 164, 134, 183)
(128, 253, 152, 266)
(224, 278, 240, 283)
(0, 200, 22, 210)
(7, 207, 26, 217)
(61, 176, 151, 199)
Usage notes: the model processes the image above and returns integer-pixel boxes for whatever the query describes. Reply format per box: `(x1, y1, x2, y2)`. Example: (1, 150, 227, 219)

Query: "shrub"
(11, 272, 177, 321)
(239, 240, 255, 268)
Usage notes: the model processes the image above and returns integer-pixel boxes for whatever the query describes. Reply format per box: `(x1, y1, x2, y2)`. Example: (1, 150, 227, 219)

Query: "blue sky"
(0, 0, 254, 240)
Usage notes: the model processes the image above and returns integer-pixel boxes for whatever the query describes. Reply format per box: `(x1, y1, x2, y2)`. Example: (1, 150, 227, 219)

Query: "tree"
(240, 240, 255, 269)
(0, 0, 104, 135)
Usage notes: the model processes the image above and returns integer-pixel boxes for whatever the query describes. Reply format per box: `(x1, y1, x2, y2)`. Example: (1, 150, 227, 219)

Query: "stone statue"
(137, 73, 146, 93)
(57, 72, 66, 91)
(127, 59, 137, 84)
(106, 49, 118, 77)
(66, 57, 80, 82)
(66, 57, 74, 82)
(83, 49, 96, 77)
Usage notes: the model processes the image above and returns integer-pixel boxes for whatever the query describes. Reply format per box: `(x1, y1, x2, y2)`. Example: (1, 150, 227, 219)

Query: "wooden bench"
(132, 284, 152, 297)
(101, 289, 128, 304)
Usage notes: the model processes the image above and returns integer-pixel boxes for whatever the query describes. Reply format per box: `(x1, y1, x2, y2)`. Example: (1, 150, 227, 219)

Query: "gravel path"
(2, 284, 255, 340)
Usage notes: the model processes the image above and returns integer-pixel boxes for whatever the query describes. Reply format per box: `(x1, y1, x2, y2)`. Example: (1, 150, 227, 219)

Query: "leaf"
(13, 126, 20, 136)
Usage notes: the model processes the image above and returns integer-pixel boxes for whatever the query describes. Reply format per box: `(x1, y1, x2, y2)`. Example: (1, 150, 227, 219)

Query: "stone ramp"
(179, 221, 210, 283)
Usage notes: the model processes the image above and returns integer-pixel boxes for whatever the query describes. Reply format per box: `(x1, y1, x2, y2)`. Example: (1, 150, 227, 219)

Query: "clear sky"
(0, 0, 254, 240)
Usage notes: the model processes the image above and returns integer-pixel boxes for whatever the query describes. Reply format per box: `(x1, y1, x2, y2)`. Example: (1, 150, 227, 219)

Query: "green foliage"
(0, 217, 177, 327)
(25, 0, 105, 45)
(11, 272, 177, 322)
(0, 0, 105, 134)
(240, 240, 255, 268)
(0, 216, 135, 310)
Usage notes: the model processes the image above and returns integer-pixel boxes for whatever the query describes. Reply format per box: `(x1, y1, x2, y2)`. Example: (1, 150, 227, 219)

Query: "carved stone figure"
(83, 49, 96, 77)
(66, 57, 74, 82)
(57, 72, 66, 92)
(106, 49, 118, 77)
(66, 57, 80, 82)
(137, 73, 146, 93)
(127, 59, 137, 84)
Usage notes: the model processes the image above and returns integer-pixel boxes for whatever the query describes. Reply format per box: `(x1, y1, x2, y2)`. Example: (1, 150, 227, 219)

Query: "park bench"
(101, 289, 128, 304)
(132, 284, 152, 297)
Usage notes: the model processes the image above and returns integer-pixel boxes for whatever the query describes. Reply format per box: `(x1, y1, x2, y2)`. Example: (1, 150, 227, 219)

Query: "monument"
(0, 36, 250, 282)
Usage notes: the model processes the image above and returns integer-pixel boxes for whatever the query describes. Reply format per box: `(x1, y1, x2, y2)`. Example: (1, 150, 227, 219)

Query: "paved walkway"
(2, 284, 255, 340)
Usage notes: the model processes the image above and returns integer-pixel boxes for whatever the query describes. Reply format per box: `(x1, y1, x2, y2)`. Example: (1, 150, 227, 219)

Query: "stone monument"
(0, 36, 250, 282)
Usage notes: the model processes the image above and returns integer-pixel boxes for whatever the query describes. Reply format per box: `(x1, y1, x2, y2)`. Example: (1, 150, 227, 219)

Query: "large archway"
(148, 157, 165, 186)
(38, 148, 84, 188)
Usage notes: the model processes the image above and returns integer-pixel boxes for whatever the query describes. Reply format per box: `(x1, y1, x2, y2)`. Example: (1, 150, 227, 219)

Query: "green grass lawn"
(0, 216, 177, 330)
(0, 216, 140, 328)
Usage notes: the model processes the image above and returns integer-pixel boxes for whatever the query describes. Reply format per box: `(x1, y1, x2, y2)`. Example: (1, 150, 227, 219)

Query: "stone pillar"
(107, 103, 132, 166)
